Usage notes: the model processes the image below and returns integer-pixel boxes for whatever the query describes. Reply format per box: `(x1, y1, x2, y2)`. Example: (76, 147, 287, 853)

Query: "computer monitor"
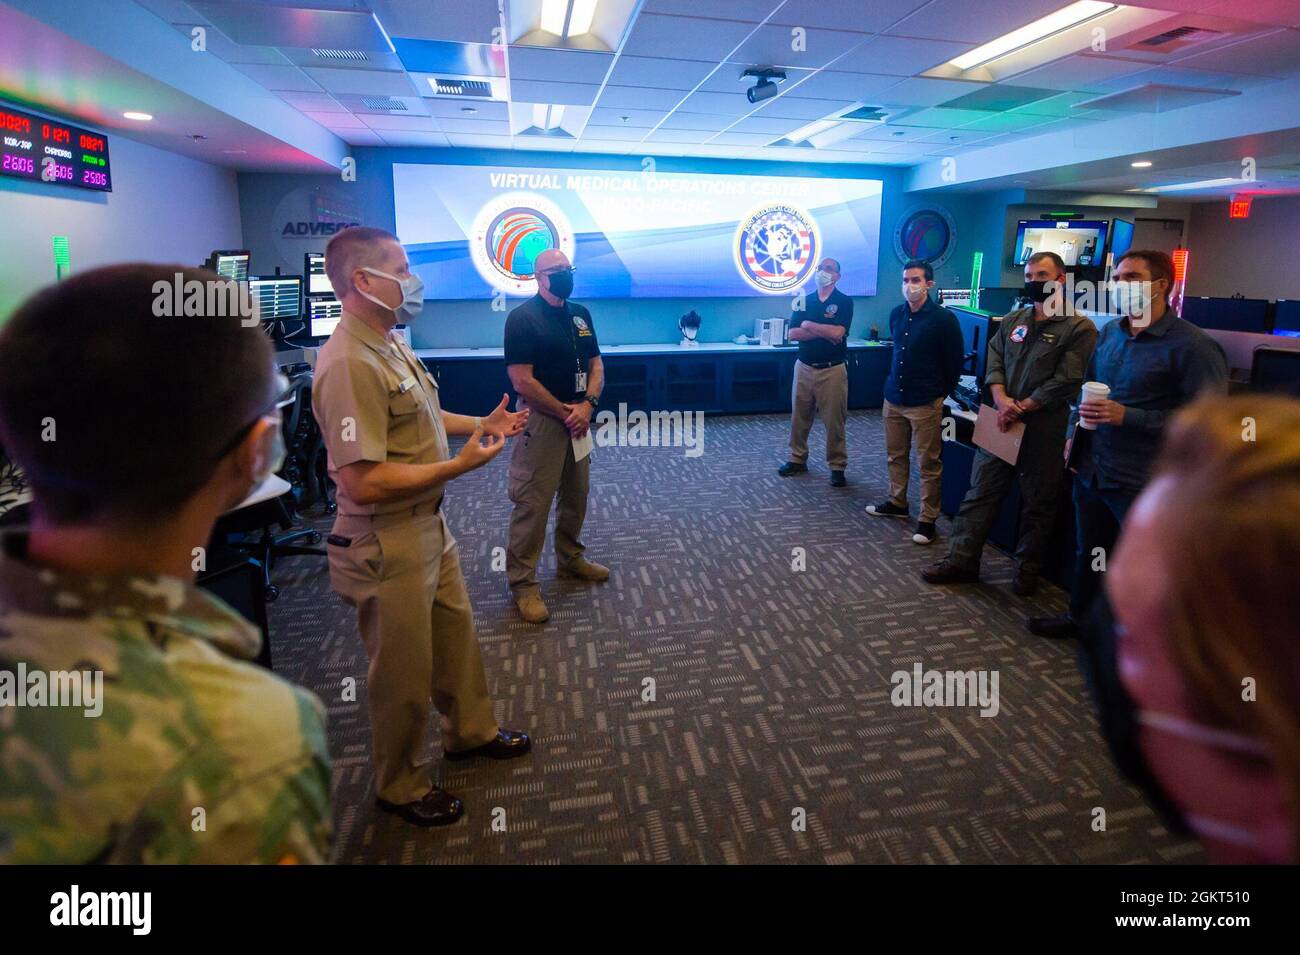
(1109, 219, 1135, 260)
(305, 252, 332, 296)
(248, 275, 302, 322)
(1250, 347, 1300, 398)
(207, 250, 250, 282)
(308, 297, 343, 338)
(1272, 300, 1300, 339)
(1182, 296, 1270, 334)
(1012, 219, 1110, 268)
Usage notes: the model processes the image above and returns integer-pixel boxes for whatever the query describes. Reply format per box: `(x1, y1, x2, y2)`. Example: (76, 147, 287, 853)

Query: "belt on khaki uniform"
(327, 494, 443, 546)
(803, 359, 845, 370)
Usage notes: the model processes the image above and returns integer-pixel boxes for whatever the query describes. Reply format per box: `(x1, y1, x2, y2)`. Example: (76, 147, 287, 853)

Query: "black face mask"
(545, 269, 574, 301)
(1077, 596, 1192, 837)
(1023, 279, 1054, 303)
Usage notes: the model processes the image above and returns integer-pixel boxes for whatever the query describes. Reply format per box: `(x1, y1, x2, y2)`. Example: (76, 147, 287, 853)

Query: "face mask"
(815, 270, 836, 288)
(1023, 279, 1055, 304)
(544, 268, 574, 301)
(903, 283, 928, 303)
(356, 267, 424, 321)
(1112, 281, 1155, 327)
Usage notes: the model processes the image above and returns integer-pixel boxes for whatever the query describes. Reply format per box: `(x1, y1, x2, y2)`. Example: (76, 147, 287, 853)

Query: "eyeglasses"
(538, 266, 576, 277)
(215, 371, 290, 462)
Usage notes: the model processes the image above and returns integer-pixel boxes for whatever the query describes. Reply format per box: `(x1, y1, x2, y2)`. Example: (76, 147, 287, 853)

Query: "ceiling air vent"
(840, 105, 889, 123)
(431, 78, 494, 98)
(1129, 25, 1223, 53)
(311, 48, 370, 62)
(361, 97, 407, 112)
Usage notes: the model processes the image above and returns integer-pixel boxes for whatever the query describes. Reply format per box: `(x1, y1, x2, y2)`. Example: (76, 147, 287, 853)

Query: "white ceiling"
(3, 0, 1300, 196)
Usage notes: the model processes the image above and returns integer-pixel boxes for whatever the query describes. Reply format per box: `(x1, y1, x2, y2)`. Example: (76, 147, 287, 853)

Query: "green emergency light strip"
(970, 251, 983, 310)
(52, 236, 70, 281)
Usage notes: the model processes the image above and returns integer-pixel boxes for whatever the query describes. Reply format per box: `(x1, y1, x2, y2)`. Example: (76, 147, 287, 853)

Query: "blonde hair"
(1152, 394, 1300, 856)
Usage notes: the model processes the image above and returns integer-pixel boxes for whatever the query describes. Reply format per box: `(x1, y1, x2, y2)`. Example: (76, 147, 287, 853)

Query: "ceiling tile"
(306, 111, 366, 129)
(232, 63, 322, 92)
(338, 129, 388, 146)
(604, 55, 719, 90)
(589, 106, 669, 127)
(710, 131, 783, 146)
(359, 114, 441, 132)
(370, 0, 502, 43)
(437, 118, 511, 135)
(728, 115, 811, 135)
(508, 47, 615, 84)
(1174, 28, 1300, 78)
(424, 99, 509, 120)
(695, 65, 813, 94)
(768, 0, 931, 33)
(379, 130, 453, 147)
(1005, 54, 1151, 93)
(645, 128, 716, 144)
(888, 107, 991, 129)
(728, 24, 869, 70)
(445, 133, 515, 147)
(580, 125, 656, 141)
(657, 111, 736, 131)
(334, 94, 432, 116)
(276, 91, 348, 113)
(641, 0, 777, 22)
(876, 76, 987, 108)
(678, 91, 765, 116)
(303, 67, 418, 96)
(621, 14, 759, 60)
(509, 79, 601, 105)
(889, 0, 1080, 45)
(594, 85, 692, 110)
(758, 95, 859, 119)
(837, 34, 975, 75)
(785, 70, 901, 102)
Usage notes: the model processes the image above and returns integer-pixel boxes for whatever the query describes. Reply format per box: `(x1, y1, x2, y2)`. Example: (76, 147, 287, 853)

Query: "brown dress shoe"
(516, 593, 549, 624)
(558, 558, 610, 582)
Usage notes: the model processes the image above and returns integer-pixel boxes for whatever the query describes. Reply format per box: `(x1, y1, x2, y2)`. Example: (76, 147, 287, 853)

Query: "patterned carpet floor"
(266, 410, 1202, 865)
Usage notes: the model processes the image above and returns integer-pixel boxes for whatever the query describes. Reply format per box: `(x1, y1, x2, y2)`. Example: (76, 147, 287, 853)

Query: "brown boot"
(516, 593, 550, 624)
(558, 558, 610, 582)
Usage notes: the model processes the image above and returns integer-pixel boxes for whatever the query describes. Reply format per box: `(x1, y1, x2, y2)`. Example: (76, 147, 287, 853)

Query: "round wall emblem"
(734, 203, 821, 294)
(470, 193, 575, 295)
(893, 205, 957, 270)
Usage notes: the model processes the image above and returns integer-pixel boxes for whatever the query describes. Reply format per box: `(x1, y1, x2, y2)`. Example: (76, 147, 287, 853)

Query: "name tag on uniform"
(575, 371, 587, 394)
(397, 375, 417, 394)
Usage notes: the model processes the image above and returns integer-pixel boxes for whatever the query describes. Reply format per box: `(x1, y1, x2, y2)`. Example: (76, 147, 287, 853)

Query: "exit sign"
(1229, 195, 1252, 218)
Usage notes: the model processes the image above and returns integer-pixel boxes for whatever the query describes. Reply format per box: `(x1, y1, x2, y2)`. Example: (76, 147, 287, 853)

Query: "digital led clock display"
(0, 104, 112, 192)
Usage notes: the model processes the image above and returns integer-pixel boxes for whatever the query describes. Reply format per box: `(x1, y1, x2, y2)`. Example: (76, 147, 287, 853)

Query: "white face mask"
(903, 282, 928, 303)
(815, 269, 836, 288)
(356, 266, 424, 321)
(1112, 280, 1155, 327)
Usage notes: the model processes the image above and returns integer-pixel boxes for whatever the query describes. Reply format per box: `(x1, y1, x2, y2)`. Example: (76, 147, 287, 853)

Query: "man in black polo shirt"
(504, 249, 609, 625)
(866, 259, 964, 545)
(778, 256, 855, 486)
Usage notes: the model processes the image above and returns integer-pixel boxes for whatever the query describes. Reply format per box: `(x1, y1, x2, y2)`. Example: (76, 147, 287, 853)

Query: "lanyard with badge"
(562, 302, 587, 397)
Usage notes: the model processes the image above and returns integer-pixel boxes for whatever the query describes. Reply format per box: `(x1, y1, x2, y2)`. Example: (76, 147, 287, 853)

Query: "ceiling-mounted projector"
(742, 68, 786, 104)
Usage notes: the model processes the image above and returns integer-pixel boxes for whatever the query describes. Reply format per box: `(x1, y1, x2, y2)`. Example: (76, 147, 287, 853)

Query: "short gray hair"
(324, 226, 400, 297)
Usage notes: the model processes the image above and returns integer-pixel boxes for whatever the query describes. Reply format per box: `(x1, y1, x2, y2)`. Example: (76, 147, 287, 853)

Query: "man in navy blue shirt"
(1028, 249, 1227, 639)
(866, 260, 963, 545)
(778, 257, 855, 486)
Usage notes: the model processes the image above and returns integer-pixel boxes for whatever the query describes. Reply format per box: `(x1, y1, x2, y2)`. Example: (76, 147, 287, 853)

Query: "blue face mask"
(357, 267, 424, 321)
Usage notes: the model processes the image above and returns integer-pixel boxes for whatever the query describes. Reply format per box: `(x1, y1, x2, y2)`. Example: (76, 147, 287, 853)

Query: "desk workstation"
(8, 0, 1300, 889)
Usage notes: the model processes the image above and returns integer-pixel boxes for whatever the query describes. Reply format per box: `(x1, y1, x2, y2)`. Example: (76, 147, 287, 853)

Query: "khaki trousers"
(789, 360, 848, 470)
(328, 502, 498, 805)
(507, 405, 590, 598)
(882, 396, 946, 523)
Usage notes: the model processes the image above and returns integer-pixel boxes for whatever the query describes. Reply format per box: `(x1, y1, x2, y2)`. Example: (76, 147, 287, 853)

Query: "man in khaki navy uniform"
(0, 264, 331, 864)
(314, 227, 531, 828)
(923, 251, 1098, 597)
(504, 248, 609, 625)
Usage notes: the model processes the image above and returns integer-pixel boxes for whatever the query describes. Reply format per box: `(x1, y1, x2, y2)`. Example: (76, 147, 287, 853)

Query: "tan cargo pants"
(328, 500, 498, 805)
(789, 359, 848, 470)
(506, 405, 590, 598)
(882, 396, 946, 523)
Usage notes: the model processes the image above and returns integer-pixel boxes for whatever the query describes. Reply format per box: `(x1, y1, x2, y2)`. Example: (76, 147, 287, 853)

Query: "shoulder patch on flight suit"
(1010, 324, 1029, 343)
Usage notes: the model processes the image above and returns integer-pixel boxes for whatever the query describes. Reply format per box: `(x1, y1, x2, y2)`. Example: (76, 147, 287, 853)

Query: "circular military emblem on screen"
(893, 206, 957, 269)
(735, 203, 821, 294)
(470, 193, 575, 295)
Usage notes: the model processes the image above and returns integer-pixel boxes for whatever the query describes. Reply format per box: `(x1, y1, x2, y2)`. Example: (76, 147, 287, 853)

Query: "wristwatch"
(584, 394, 599, 409)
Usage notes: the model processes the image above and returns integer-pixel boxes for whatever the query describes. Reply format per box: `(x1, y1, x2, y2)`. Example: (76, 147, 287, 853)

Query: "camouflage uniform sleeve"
(126, 659, 334, 865)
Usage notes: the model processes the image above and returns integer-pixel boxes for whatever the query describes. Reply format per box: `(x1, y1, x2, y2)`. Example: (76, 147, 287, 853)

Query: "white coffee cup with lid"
(1079, 381, 1111, 430)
